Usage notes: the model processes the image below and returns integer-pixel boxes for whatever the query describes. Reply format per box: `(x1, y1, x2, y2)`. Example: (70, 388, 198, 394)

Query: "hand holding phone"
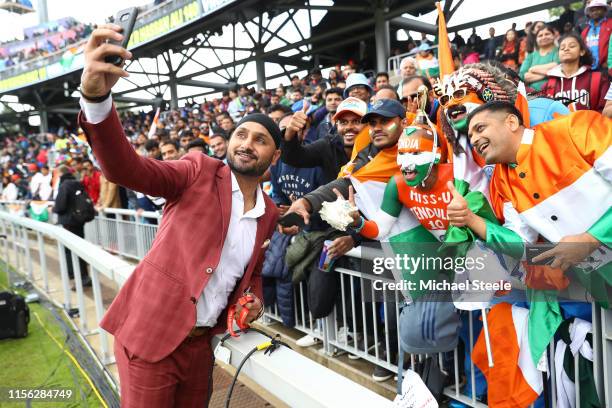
(104, 7, 138, 66)
(278, 212, 306, 229)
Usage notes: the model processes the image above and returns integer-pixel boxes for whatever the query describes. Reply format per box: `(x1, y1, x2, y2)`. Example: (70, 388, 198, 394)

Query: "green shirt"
(519, 48, 559, 91)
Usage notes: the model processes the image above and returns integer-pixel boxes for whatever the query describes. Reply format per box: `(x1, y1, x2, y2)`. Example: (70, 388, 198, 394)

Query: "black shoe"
(372, 365, 394, 382)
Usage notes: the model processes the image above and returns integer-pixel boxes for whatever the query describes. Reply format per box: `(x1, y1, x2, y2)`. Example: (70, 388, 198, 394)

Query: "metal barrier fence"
(2, 201, 607, 406)
(0, 207, 394, 407)
(80, 207, 611, 407)
(0, 199, 29, 216)
(387, 48, 437, 77)
(84, 208, 160, 261)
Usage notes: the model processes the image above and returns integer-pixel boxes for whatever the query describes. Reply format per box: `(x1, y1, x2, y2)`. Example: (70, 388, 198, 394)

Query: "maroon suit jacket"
(79, 106, 278, 363)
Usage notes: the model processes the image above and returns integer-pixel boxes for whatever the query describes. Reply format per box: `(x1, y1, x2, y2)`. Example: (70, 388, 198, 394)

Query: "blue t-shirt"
(270, 160, 327, 231)
(585, 17, 607, 69)
(270, 161, 325, 205)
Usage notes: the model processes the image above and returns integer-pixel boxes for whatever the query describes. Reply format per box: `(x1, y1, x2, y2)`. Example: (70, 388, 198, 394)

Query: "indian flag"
(472, 302, 543, 407)
(435, 1, 455, 83)
(344, 134, 510, 305)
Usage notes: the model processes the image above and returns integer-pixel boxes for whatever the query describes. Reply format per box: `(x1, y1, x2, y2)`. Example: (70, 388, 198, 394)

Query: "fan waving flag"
(436, 2, 455, 82)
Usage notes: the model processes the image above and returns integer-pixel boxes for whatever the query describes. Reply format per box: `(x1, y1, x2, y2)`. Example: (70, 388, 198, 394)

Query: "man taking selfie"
(78, 23, 280, 407)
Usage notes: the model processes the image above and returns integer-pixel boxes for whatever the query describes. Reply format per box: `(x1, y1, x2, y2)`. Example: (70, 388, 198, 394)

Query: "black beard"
(227, 150, 270, 177)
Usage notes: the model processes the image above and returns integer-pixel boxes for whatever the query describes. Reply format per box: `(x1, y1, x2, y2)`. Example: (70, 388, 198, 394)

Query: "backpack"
(72, 187, 95, 224)
(0, 292, 29, 339)
(399, 293, 461, 355)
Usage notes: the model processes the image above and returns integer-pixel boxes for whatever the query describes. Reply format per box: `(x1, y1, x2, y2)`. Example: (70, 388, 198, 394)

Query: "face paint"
(441, 71, 489, 133)
(386, 122, 398, 133)
(403, 162, 431, 186)
(397, 129, 442, 186)
(397, 151, 441, 185)
(451, 117, 468, 132)
(446, 97, 483, 132)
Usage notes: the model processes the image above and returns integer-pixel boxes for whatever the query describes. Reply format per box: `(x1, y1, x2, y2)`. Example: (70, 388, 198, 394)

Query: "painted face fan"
(397, 85, 441, 187)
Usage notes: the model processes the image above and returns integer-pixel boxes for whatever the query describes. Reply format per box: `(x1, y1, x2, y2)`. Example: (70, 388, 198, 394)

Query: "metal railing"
(84, 208, 160, 261)
(0, 199, 29, 215)
(0, 207, 396, 407)
(80, 207, 612, 407)
(387, 48, 437, 77)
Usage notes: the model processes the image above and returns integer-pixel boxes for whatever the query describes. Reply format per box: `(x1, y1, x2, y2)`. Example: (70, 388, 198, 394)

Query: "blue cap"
(416, 43, 432, 52)
(343, 73, 374, 98)
(361, 99, 406, 122)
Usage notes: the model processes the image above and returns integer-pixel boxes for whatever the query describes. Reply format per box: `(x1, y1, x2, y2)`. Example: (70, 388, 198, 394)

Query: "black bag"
(307, 259, 339, 319)
(0, 292, 30, 339)
(72, 187, 95, 224)
(419, 356, 448, 401)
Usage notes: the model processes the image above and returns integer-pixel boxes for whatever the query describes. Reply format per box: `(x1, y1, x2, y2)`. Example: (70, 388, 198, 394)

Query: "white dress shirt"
(80, 96, 264, 327)
(196, 173, 263, 326)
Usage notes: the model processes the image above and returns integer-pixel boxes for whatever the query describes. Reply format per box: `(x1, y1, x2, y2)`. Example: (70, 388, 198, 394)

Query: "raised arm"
(281, 136, 329, 168)
(78, 24, 205, 200)
(79, 105, 204, 200)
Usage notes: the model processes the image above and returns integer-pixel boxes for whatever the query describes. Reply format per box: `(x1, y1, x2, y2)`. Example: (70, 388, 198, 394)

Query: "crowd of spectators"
(394, 0, 611, 112)
(0, 0, 611, 395)
(0, 18, 93, 71)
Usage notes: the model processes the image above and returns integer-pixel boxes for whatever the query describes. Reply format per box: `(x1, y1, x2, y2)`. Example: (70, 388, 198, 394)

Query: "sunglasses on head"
(439, 88, 468, 107)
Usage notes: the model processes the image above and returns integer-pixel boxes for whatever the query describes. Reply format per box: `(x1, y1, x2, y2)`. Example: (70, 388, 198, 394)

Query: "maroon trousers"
(114, 333, 214, 407)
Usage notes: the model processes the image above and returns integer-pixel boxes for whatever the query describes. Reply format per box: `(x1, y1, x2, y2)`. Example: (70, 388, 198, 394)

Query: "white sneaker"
(336, 326, 364, 359)
(336, 326, 363, 344)
(296, 334, 321, 347)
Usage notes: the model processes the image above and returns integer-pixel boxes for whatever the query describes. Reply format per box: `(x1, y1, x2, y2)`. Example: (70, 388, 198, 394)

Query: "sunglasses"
(439, 88, 468, 107)
(401, 93, 418, 103)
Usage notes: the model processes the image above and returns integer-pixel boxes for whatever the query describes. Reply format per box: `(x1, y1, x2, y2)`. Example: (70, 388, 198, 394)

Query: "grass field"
(0, 263, 107, 407)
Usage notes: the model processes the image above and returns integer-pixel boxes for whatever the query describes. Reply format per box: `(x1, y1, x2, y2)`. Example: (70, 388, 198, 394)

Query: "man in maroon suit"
(78, 24, 281, 407)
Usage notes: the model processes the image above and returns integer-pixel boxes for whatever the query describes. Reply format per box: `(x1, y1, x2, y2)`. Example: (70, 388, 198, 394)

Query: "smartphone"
(278, 212, 305, 229)
(525, 243, 556, 265)
(104, 7, 139, 66)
